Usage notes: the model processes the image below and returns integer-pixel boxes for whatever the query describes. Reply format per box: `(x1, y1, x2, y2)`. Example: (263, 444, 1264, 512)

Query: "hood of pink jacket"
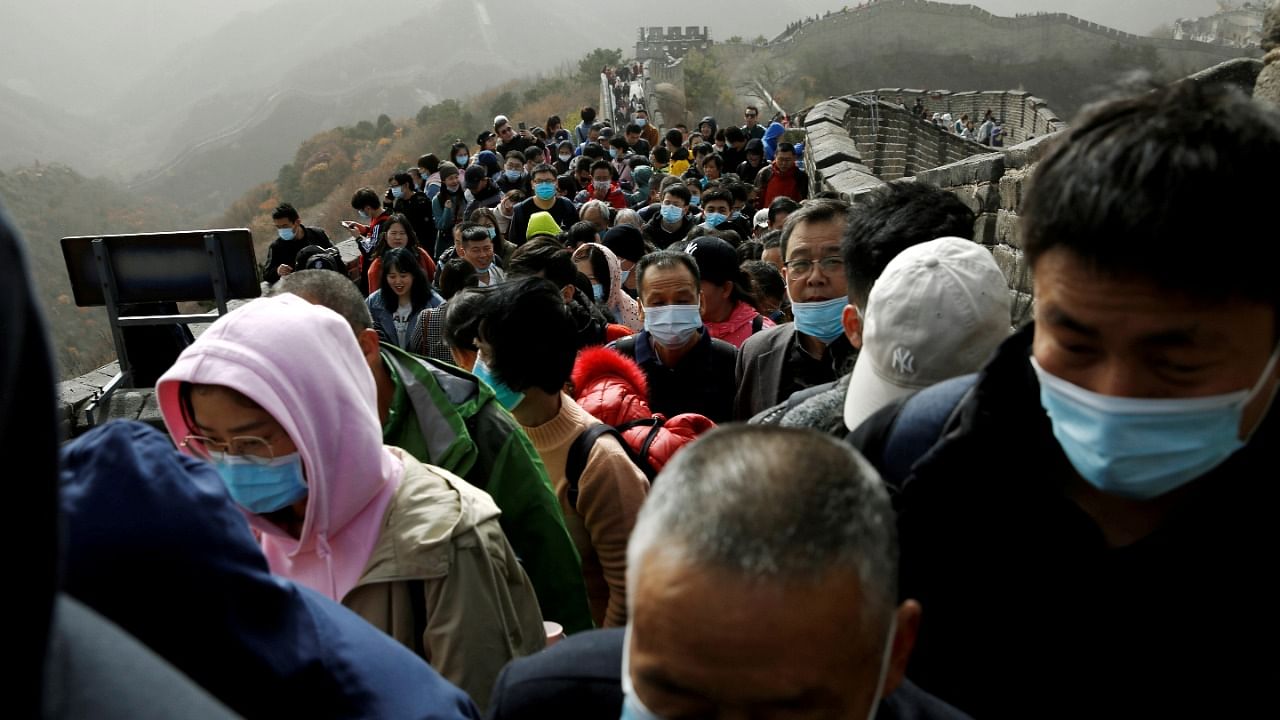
(155, 294, 403, 601)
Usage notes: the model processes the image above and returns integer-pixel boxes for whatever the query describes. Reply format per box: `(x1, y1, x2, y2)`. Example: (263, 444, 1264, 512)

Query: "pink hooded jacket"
(156, 294, 404, 602)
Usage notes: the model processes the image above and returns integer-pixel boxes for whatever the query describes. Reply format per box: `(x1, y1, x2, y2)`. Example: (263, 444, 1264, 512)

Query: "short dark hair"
(590, 160, 616, 179)
(651, 147, 670, 163)
(437, 258, 479, 300)
(662, 184, 692, 205)
(529, 163, 557, 181)
(566, 221, 600, 249)
(474, 277, 580, 392)
(760, 229, 782, 250)
(842, 182, 975, 307)
(768, 196, 800, 225)
(582, 143, 606, 160)
(737, 240, 764, 263)
(392, 172, 413, 187)
(350, 187, 380, 211)
(271, 203, 299, 223)
(701, 155, 724, 171)
(743, 259, 785, 302)
(460, 224, 491, 246)
(626, 123, 642, 135)
(418, 153, 440, 173)
(779, 199, 850, 260)
(777, 142, 796, 156)
(509, 237, 577, 288)
(636, 250, 700, 296)
(504, 150, 525, 163)
(523, 147, 545, 164)
(725, 126, 746, 143)
(665, 128, 684, 147)
(1023, 80, 1280, 315)
(701, 188, 733, 208)
(581, 106, 597, 123)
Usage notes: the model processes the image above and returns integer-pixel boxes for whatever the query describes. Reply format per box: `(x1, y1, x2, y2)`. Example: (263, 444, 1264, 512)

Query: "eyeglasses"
(783, 256, 845, 277)
(181, 435, 274, 462)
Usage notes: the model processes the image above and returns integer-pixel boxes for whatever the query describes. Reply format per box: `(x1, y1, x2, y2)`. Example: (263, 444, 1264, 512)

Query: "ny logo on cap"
(684, 242, 698, 256)
(891, 347, 916, 376)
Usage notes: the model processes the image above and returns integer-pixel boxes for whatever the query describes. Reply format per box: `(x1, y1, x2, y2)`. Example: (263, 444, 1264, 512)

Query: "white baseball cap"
(753, 208, 770, 228)
(843, 237, 1011, 432)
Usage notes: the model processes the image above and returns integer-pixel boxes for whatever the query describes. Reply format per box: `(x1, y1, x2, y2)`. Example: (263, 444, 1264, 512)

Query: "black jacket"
(641, 213, 695, 250)
(262, 225, 332, 284)
(609, 330, 737, 423)
(487, 628, 972, 720)
(394, 191, 436, 249)
(849, 325, 1280, 719)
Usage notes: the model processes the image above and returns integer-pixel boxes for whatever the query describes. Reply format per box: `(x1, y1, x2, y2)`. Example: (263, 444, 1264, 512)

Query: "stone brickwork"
(852, 89, 1065, 146)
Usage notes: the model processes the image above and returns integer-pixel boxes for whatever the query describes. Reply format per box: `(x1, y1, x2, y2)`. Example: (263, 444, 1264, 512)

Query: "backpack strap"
(751, 314, 764, 334)
(615, 416, 664, 479)
(565, 424, 630, 510)
(849, 374, 977, 491)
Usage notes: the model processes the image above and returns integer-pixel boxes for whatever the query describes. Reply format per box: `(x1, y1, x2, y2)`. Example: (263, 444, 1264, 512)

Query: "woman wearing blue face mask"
(157, 294, 546, 710)
(572, 243, 643, 332)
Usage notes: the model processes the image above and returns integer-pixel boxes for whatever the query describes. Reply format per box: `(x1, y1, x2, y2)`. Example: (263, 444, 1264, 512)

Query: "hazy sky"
(1, 0, 1223, 112)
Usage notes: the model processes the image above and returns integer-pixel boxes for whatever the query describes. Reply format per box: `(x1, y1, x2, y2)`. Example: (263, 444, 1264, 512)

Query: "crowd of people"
(15, 76, 1280, 719)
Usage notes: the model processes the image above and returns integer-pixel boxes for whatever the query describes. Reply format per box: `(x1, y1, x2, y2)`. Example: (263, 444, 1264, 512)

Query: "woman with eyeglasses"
(155, 293, 545, 711)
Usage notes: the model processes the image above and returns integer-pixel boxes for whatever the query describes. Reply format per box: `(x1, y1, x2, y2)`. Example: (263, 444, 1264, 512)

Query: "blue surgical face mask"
(620, 269, 631, 285)
(689, 196, 701, 207)
(455, 154, 470, 166)
(643, 304, 702, 348)
(357, 210, 371, 221)
(660, 204, 684, 225)
(486, 226, 497, 240)
(699, 176, 710, 189)
(391, 186, 404, 199)
(790, 296, 848, 343)
(592, 283, 605, 302)
(505, 169, 524, 182)
(703, 212, 727, 229)
(1030, 349, 1280, 500)
(635, 117, 647, 127)
(276, 227, 295, 241)
(534, 181, 557, 201)
(209, 451, 308, 514)
(609, 148, 620, 159)
(472, 356, 525, 411)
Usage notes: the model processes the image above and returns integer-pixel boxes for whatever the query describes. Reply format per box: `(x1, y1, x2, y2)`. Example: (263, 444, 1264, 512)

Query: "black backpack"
(564, 417, 665, 510)
(294, 245, 345, 274)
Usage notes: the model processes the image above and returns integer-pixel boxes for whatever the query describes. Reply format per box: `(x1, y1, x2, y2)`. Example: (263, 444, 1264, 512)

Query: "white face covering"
(620, 615, 898, 720)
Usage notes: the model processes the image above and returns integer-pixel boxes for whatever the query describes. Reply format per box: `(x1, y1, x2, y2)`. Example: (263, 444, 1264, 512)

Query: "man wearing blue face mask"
(735, 199, 856, 419)
(508, 164, 579, 245)
(263, 203, 332, 285)
(641, 184, 696, 249)
(608, 250, 738, 423)
(848, 81, 1280, 719)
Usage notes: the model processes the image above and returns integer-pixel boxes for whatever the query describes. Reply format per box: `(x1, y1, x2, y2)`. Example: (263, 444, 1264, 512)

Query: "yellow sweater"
(522, 394, 649, 627)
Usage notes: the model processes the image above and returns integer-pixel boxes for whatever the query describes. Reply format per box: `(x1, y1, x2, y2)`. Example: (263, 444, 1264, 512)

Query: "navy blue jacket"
(59, 420, 481, 720)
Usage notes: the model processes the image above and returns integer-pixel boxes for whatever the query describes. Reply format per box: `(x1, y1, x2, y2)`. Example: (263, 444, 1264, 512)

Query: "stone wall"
(910, 135, 1059, 328)
(801, 93, 1016, 200)
(852, 89, 1064, 146)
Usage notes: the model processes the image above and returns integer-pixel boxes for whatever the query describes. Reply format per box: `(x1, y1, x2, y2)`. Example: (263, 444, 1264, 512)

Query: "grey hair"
(626, 426, 898, 622)
(271, 270, 373, 336)
(579, 199, 610, 223)
(614, 209, 642, 228)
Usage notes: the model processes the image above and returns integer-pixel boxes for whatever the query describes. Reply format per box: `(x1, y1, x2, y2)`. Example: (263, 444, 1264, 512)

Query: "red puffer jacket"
(571, 346, 715, 474)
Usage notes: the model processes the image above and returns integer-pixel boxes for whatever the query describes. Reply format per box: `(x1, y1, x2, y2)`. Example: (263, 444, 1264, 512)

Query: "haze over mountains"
(2, 0, 1221, 215)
